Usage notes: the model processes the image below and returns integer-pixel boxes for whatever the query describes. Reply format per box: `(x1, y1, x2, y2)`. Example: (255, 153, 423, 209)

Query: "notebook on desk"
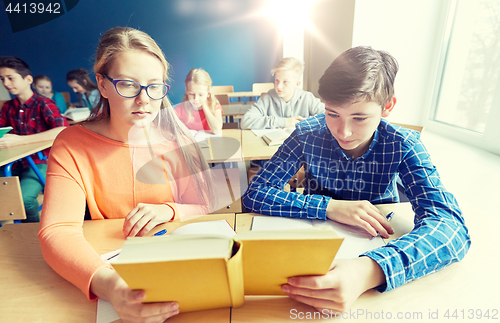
(0, 126, 13, 138)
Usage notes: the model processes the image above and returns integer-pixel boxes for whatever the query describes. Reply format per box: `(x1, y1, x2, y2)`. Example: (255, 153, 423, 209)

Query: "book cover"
(0, 126, 13, 138)
(111, 234, 244, 313)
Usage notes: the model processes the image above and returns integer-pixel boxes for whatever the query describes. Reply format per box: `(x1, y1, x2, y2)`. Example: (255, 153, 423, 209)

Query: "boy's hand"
(326, 200, 394, 238)
(281, 257, 385, 314)
(123, 203, 174, 237)
(91, 267, 179, 323)
(0, 134, 23, 148)
(286, 116, 305, 128)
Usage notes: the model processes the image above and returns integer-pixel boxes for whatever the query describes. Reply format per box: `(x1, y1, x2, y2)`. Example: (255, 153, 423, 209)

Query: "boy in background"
(0, 56, 68, 222)
(243, 46, 470, 313)
(241, 57, 324, 129)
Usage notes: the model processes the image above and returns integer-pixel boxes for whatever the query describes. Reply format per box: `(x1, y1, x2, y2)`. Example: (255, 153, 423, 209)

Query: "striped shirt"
(242, 114, 471, 292)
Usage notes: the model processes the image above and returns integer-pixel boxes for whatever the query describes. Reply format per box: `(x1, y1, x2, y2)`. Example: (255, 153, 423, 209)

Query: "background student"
(241, 57, 325, 130)
(174, 68, 223, 134)
(66, 68, 101, 109)
(39, 27, 215, 322)
(0, 56, 68, 222)
(33, 74, 68, 114)
(243, 46, 470, 313)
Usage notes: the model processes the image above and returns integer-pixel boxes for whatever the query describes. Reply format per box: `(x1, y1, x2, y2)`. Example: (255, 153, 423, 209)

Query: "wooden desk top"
(202, 129, 242, 163)
(232, 203, 500, 322)
(0, 140, 53, 167)
(0, 214, 235, 323)
(241, 130, 279, 161)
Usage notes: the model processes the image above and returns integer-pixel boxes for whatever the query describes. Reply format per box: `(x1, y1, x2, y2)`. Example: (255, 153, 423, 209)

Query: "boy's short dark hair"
(0, 56, 32, 78)
(318, 46, 399, 107)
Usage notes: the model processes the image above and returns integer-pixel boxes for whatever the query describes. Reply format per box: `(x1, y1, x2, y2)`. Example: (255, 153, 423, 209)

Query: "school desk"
(222, 104, 250, 123)
(232, 203, 499, 322)
(0, 213, 235, 323)
(201, 129, 242, 163)
(0, 140, 53, 168)
(241, 129, 279, 161)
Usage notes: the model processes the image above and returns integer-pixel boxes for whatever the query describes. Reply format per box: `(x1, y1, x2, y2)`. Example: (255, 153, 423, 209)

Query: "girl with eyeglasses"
(39, 27, 215, 322)
(174, 68, 223, 134)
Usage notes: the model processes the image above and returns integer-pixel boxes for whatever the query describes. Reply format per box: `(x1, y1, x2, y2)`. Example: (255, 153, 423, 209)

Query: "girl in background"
(33, 75, 68, 114)
(174, 68, 223, 134)
(39, 27, 215, 322)
(66, 68, 100, 109)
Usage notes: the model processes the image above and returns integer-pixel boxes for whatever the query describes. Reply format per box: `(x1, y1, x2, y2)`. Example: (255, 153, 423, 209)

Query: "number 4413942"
(5, 2, 62, 14)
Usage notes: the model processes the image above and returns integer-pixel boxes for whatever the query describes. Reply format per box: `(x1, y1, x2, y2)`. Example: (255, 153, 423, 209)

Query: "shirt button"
(20, 109, 24, 113)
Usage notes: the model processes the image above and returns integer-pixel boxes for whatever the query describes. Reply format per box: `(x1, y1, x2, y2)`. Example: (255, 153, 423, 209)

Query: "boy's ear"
(381, 96, 397, 117)
(95, 74, 108, 99)
(25, 75, 33, 85)
(296, 80, 302, 88)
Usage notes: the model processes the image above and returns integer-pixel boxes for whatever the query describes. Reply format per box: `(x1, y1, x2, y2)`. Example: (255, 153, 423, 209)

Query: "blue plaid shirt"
(242, 114, 471, 292)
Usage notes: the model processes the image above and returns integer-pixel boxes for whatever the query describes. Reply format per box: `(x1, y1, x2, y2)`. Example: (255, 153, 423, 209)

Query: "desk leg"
(4, 162, 14, 176)
(25, 156, 46, 187)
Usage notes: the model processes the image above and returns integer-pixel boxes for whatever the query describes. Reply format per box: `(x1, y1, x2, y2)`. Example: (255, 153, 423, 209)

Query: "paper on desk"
(251, 217, 385, 259)
(96, 250, 122, 323)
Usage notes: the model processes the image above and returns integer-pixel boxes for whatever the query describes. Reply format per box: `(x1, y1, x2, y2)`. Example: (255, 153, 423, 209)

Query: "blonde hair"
(271, 57, 304, 77)
(182, 68, 220, 123)
(90, 27, 214, 207)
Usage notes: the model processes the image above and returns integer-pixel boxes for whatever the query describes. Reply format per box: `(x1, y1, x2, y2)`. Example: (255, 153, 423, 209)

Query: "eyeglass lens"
(115, 80, 167, 99)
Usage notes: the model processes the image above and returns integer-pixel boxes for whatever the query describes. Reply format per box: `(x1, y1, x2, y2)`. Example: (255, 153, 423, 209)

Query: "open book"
(261, 128, 294, 146)
(63, 107, 91, 122)
(109, 219, 342, 313)
(188, 129, 210, 148)
(0, 126, 13, 138)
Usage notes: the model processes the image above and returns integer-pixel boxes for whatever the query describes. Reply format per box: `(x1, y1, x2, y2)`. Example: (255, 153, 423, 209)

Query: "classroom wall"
(0, 0, 282, 105)
(304, 0, 355, 97)
(351, 0, 450, 127)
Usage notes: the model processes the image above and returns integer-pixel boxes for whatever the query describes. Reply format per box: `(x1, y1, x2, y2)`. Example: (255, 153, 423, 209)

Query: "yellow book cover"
(111, 234, 244, 313)
(235, 227, 343, 295)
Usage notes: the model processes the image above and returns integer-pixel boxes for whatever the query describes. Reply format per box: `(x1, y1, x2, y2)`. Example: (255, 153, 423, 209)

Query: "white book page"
(170, 219, 236, 238)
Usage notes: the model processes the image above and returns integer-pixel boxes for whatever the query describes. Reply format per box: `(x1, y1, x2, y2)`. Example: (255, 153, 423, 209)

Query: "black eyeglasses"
(102, 73, 170, 100)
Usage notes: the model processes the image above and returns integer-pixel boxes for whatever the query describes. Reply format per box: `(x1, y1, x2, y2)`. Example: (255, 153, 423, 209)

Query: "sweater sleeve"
(38, 135, 109, 300)
(241, 93, 287, 129)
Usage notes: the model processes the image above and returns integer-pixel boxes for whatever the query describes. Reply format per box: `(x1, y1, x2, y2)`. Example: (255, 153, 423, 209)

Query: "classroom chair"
(215, 94, 230, 105)
(61, 92, 71, 107)
(212, 85, 234, 94)
(0, 176, 26, 226)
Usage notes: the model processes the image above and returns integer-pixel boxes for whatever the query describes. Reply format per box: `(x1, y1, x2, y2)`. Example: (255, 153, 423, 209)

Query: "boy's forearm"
(18, 127, 66, 145)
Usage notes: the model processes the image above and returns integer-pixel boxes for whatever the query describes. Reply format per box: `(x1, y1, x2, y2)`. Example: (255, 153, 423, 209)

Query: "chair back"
(252, 83, 274, 94)
(392, 122, 424, 133)
(0, 100, 8, 107)
(212, 85, 234, 94)
(215, 94, 230, 105)
(0, 177, 26, 221)
(61, 92, 71, 106)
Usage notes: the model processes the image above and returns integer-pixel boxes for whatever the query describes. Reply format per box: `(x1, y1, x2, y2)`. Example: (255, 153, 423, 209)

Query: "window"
(430, 0, 500, 154)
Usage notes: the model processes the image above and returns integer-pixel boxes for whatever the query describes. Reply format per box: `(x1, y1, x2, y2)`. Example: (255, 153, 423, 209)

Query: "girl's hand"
(326, 200, 394, 238)
(123, 203, 174, 237)
(281, 257, 386, 314)
(91, 267, 179, 323)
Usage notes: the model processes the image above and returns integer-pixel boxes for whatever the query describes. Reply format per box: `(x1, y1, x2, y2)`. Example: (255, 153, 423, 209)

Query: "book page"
(170, 219, 236, 238)
(96, 250, 122, 323)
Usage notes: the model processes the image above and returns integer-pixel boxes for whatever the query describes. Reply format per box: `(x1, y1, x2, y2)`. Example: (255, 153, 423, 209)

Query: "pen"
(154, 229, 167, 236)
(371, 212, 394, 240)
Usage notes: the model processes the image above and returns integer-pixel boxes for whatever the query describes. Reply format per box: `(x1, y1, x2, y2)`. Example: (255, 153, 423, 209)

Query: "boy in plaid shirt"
(0, 56, 68, 222)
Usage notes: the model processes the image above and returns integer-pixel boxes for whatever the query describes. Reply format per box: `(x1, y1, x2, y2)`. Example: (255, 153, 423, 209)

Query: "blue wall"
(0, 0, 281, 104)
